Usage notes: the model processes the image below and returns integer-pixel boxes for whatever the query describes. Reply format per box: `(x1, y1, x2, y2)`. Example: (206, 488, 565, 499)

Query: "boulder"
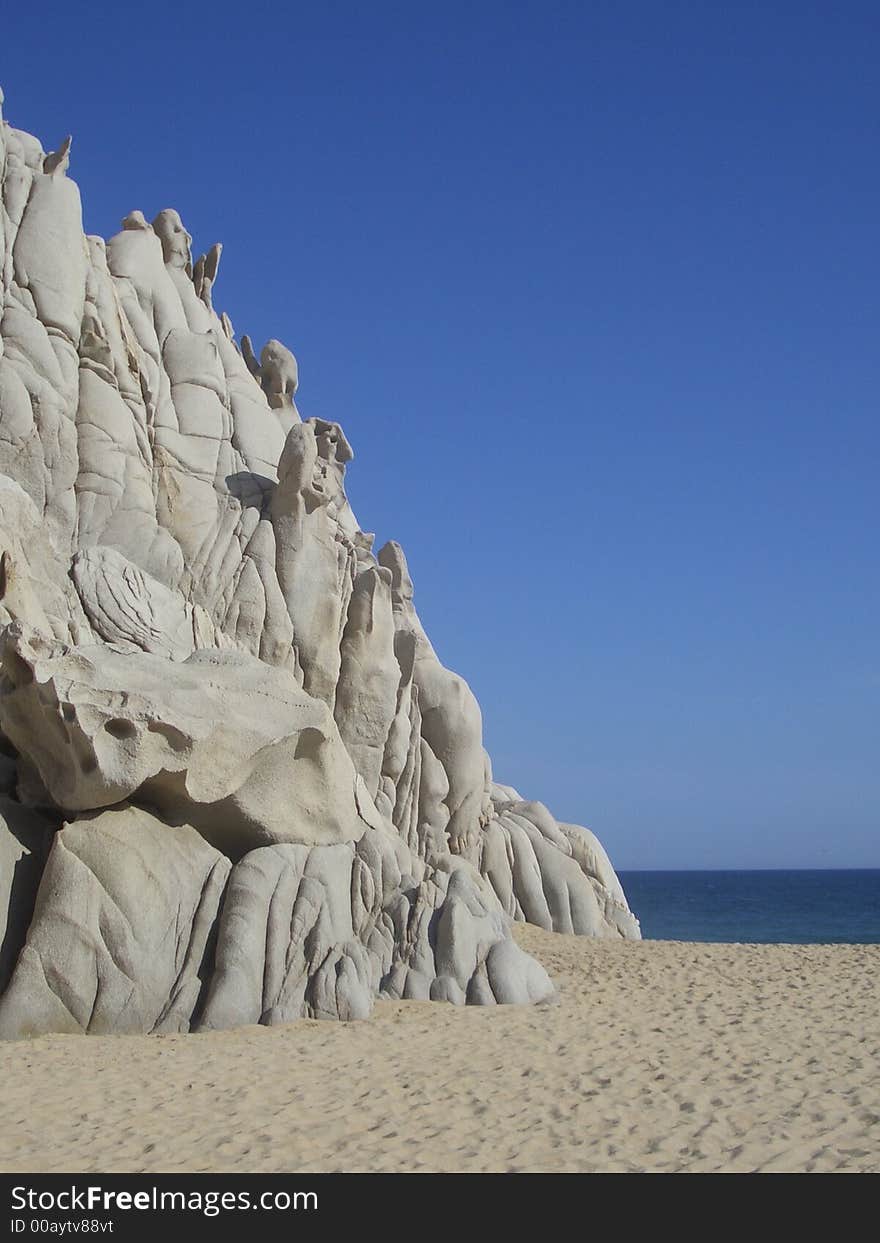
(0, 805, 229, 1038)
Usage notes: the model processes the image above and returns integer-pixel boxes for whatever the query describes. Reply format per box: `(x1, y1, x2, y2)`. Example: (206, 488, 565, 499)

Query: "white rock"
(0, 805, 230, 1038)
(0, 627, 370, 854)
(0, 93, 640, 1038)
(0, 796, 54, 995)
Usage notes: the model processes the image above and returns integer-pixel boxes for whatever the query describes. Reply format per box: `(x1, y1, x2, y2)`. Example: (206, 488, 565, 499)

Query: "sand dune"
(2, 925, 877, 1173)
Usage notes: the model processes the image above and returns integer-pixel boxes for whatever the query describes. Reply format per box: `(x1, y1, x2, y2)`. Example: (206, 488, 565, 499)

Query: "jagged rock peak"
(0, 91, 638, 1038)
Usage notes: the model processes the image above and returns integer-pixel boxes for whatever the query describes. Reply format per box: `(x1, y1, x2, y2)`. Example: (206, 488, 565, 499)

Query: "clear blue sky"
(2, 2, 878, 868)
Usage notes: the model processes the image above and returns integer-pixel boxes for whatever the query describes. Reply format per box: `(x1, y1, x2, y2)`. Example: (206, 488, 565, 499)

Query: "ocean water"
(617, 870, 880, 944)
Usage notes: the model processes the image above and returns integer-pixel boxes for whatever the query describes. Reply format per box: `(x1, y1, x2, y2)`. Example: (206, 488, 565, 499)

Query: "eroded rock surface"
(0, 91, 638, 1037)
(0, 626, 371, 854)
(0, 795, 54, 995)
(0, 805, 230, 1038)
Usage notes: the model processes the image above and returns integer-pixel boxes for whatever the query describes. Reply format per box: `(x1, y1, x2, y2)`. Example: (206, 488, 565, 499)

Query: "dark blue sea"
(617, 870, 880, 944)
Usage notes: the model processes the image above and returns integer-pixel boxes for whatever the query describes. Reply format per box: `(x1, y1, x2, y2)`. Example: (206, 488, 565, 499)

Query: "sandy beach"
(2, 924, 877, 1174)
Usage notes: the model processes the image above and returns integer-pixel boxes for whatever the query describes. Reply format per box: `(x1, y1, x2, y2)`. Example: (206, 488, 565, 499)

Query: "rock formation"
(0, 91, 639, 1038)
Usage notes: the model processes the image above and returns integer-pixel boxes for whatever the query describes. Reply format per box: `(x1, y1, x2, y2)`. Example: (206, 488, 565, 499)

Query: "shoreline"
(2, 925, 877, 1174)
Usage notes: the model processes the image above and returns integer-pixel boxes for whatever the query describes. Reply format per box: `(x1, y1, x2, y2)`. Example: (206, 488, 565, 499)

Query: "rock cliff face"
(0, 91, 639, 1037)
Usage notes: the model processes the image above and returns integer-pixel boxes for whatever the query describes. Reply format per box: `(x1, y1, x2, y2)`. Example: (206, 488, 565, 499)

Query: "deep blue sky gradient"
(2, 2, 878, 867)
